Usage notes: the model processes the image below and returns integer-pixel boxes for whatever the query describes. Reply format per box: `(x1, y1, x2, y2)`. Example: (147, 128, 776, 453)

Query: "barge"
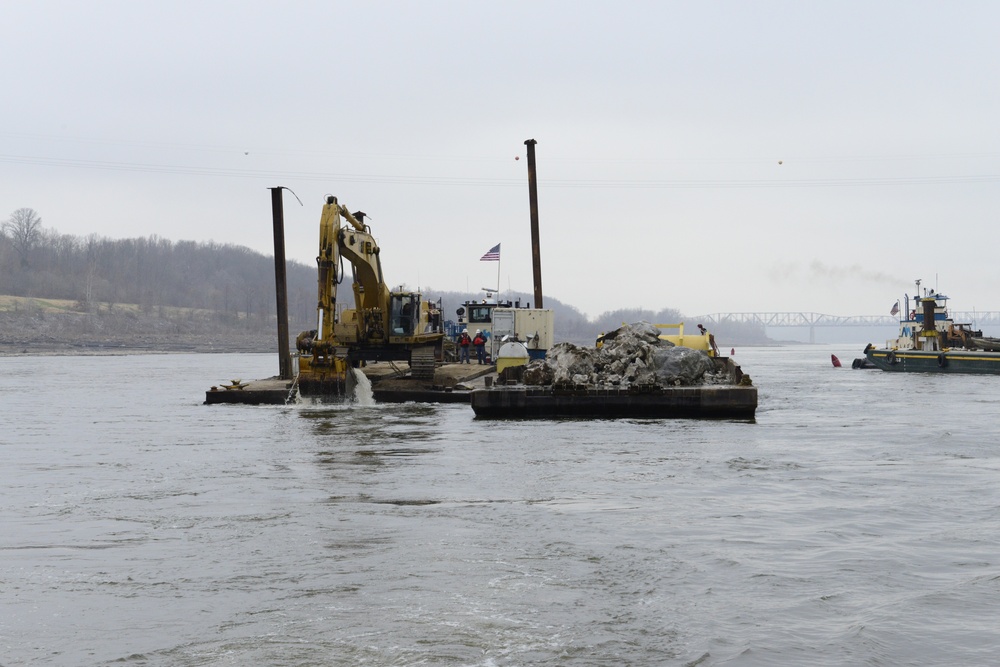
(471, 325, 756, 420)
(205, 361, 490, 405)
(471, 381, 756, 420)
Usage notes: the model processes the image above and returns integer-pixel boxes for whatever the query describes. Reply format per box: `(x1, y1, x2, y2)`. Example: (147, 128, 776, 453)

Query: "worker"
(400, 301, 413, 334)
(473, 329, 487, 364)
(697, 323, 720, 356)
(457, 329, 472, 364)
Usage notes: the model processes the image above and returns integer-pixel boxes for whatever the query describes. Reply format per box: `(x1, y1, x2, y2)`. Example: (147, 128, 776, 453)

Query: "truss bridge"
(696, 311, 1000, 344)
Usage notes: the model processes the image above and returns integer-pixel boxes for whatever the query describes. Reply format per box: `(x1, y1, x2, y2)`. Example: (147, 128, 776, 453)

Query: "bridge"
(696, 311, 1000, 344)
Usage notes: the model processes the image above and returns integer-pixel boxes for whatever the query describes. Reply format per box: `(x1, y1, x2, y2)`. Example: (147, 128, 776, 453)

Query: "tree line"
(1, 207, 317, 332)
(1, 207, 769, 346)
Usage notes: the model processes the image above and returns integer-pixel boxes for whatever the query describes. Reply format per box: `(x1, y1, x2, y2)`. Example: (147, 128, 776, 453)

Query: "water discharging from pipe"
(349, 368, 375, 406)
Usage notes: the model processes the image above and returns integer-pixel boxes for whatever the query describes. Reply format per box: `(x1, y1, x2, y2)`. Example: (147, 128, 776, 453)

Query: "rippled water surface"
(3, 347, 1000, 666)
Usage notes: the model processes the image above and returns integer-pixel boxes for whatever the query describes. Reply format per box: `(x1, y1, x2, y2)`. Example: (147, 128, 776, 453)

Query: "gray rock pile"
(524, 321, 723, 388)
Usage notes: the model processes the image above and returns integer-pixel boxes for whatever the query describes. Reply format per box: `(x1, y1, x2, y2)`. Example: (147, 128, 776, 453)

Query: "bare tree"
(3, 208, 43, 268)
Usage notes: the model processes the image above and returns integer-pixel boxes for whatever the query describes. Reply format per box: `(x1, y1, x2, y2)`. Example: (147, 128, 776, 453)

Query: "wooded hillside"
(0, 209, 769, 353)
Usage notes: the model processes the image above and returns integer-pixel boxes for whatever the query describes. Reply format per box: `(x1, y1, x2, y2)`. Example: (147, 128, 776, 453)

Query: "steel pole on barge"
(269, 187, 292, 381)
(525, 139, 543, 309)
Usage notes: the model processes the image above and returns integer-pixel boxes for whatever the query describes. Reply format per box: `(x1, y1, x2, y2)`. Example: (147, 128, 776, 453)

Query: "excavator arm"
(314, 199, 340, 344)
(314, 196, 390, 341)
(301, 195, 443, 390)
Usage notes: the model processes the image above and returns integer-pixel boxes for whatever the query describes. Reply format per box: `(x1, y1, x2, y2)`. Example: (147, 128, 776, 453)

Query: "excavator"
(296, 196, 443, 395)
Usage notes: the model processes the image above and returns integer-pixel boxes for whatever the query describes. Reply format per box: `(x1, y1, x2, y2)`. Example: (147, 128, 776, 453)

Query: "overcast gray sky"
(3, 1, 999, 319)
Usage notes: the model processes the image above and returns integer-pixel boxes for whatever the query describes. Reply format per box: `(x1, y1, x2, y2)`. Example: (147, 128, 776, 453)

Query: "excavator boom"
(298, 195, 443, 394)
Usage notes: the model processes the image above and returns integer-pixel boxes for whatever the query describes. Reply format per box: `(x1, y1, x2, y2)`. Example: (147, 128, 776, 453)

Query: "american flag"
(890, 301, 900, 316)
(480, 243, 500, 261)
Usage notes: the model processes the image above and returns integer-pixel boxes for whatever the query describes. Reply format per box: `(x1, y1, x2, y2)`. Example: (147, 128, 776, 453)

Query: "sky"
(3, 1, 1000, 320)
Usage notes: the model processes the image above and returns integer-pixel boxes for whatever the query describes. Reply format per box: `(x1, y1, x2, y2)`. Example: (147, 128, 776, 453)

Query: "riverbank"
(0, 309, 278, 356)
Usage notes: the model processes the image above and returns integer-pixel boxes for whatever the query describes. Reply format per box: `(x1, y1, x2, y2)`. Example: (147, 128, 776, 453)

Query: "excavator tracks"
(409, 346, 437, 381)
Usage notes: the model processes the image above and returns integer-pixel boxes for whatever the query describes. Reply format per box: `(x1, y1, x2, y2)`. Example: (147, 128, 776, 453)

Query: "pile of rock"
(523, 321, 724, 388)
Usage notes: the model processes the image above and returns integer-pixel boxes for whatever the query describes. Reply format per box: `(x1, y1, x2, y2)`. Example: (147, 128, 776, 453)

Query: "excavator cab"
(389, 292, 421, 337)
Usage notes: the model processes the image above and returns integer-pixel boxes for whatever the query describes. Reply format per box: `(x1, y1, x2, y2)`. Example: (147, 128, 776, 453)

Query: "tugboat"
(858, 280, 1000, 374)
(453, 293, 554, 363)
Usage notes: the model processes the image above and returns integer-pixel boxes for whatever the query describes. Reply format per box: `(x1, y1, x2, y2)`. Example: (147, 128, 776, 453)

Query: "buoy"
(831, 354, 842, 368)
(731, 348, 735, 355)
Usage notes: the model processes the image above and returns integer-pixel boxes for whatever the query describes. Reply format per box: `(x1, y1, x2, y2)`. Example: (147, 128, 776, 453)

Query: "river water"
(2, 346, 999, 666)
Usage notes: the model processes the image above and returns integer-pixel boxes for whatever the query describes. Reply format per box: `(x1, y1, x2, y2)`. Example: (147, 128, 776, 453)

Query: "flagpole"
(479, 243, 501, 297)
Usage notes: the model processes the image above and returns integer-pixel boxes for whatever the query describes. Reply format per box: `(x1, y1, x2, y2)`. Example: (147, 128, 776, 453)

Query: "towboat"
(858, 280, 1000, 374)
(453, 296, 554, 363)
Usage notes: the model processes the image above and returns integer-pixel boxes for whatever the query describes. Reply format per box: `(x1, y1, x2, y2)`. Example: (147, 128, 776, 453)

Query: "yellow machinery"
(654, 323, 717, 356)
(597, 322, 719, 356)
(297, 196, 443, 394)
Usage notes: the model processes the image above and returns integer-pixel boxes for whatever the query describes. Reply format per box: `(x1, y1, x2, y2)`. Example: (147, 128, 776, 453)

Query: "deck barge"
(470, 353, 756, 420)
(470, 383, 757, 420)
(204, 362, 492, 405)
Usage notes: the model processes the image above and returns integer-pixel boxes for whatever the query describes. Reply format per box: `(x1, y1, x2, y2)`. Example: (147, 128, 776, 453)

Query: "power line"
(3, 152, 1000, 189)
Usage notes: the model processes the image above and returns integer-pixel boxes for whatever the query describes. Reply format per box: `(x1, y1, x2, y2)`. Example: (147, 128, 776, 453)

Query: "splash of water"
(349, 367, 375, 406)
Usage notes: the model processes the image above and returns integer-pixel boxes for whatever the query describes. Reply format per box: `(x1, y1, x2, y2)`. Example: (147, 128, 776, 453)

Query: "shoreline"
(0, 346, 277, 357)
(0, 309, 284, 358)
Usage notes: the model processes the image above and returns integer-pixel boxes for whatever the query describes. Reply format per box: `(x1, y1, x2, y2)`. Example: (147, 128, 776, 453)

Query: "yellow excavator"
(296, 196, 443, 395)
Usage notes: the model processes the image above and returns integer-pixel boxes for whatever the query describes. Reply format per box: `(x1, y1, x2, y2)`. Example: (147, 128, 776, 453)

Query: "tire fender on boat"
(938, 353, 947, 368)
(887, 351, 896, 364)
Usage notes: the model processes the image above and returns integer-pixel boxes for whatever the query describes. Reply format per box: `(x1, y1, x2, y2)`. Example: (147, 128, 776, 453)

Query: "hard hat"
(463, 329, 468, 333)
(475, 329, 481, 334)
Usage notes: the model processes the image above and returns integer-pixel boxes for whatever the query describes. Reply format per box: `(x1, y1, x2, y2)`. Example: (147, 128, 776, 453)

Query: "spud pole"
(269, 187, 291, 381)
(524, 139, 543, 308)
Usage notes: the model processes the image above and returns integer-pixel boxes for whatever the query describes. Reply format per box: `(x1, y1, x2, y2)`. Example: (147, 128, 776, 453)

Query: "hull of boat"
(865, 348, 1000, 374)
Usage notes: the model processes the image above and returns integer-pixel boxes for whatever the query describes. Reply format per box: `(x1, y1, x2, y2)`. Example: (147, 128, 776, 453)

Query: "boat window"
(469, 306, 492, 323)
